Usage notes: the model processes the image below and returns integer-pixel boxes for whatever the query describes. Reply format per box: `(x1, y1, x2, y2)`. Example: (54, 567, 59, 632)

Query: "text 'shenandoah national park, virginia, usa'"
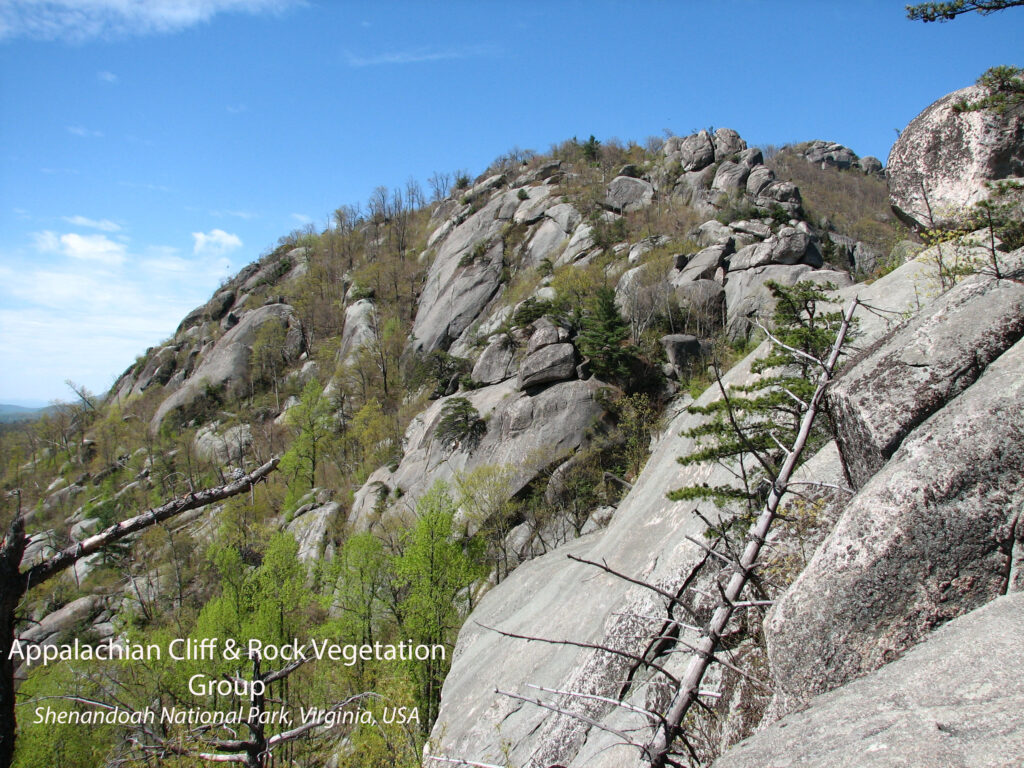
(1, 3, 1024, 768)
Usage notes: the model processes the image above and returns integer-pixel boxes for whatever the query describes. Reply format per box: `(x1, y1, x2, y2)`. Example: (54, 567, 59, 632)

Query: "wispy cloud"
(97, 70, 117, 83)
(193, 228, 242, 257)
(345, 44, 497, 68)
(226, 103, 247, 114)
(63, 215, 121, 232)
(67, 124, 103, 138)
(211, 209, 257, 220)
(0, 0, 305, 42)
(290, 213, 312, 225)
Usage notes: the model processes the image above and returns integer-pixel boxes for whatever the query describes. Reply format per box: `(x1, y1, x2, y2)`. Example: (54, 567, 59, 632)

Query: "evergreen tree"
(668, 281, 854, 527)
(577, 285, 633, 382)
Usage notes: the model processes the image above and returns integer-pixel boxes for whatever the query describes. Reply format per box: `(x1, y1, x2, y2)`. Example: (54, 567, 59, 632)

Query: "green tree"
(280, 378, 334, 506)
(668, 281, 853, 527)
(250, 319, 288, 407)
(577, 285, 634, 382)
(395, 482, 485, 728)
(435, 397, 486, 452)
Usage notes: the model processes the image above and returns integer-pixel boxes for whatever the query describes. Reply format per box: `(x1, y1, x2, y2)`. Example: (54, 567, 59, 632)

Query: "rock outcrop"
(888, 85, 1024, 229)
(715, 592, 1024, 768)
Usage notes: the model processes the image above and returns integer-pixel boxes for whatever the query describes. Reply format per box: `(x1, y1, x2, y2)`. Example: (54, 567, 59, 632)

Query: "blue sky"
(1, 0, 1022, 405)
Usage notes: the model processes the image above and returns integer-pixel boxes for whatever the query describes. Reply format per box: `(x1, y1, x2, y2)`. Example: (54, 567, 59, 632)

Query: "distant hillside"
(0, 404, 52, 423)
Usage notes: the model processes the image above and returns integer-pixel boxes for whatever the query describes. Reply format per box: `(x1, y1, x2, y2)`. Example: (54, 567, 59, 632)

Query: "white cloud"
(211, 209, 257, 220)
(97, 70, 118, 83)
(0, 0, 305, 42)
(192, 228, 242, 257)
(290, 213, 312, 224)
(346, 44, 497, 68)
(226, 104, 247, 114)
(32, 231, 127, 265)
(67, 124, 103, 138)
(0, 235, 236, 401)
(63, 215, 121, 232)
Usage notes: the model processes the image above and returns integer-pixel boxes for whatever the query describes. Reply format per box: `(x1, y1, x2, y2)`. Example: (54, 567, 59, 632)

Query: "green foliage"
(280, 377, 334, 507)
(435, 397, 486, 452)
(513, 297, 555, 327)
(576, 286, 634, 382)
(581, 134, 601, 162)
(907, 0, 1024, 22)
(954, 65, 1024, 113)
(668, 281, 852, 524)
(395, 482, 486, 726)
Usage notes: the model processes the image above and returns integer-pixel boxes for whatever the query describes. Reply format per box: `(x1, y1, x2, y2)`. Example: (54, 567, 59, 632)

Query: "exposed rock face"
(348, 379, 606, 530)
(767, 332, 1024, 717)
(888, 85, 1024, 229)
(716, 592, 1024, 768)
(427, 255, 936, 768)
(724, 265, 852, 340)
(660, 334, 703, 372)
(286, 501, 339, 563)
(412, 191, 520, 353)
(337, 299, 376, 366)
(828, 267, 1024, 489)
(152, 303, 303, 428)
(194, 423, 253, 465)
(517, 342, 577, 389)
(471, 335, 518, 385)
(665, 130, 716, 171)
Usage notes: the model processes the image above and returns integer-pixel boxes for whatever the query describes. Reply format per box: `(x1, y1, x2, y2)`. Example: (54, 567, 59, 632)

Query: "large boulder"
(665, 130, 716, 172)
(518, 343, 577, 389)
(828, 266, 1024, 489)
(286, 501, 339, 563)
(767, 334, 1024, 716)
(471, 335, 518, 385)
(716, 592, 1024, 768)
(888, 85, 1024, 229)
(337, 299, 377, 366)
(605, 176, 654, 213)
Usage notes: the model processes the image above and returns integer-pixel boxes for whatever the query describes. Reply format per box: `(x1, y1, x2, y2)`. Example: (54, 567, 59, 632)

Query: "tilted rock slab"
(767, 333, 1024, 717)
(828, 264, 1024, 489)
(716, 592, 1024, 768)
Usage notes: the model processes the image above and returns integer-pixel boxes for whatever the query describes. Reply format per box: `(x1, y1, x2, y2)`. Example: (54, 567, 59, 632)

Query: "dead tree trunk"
(0, 457, 279, 768)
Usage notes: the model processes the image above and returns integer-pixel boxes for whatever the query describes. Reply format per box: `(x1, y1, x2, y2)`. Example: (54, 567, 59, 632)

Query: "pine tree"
(668, 281, 853, 528)
(577, 285, 633, 382)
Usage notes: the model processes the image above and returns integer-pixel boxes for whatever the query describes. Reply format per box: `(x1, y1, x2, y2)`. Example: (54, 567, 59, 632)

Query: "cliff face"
(10, 83, 1022, 768)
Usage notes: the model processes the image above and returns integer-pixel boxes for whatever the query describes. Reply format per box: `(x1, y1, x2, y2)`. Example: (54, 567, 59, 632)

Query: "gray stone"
(827, 268, 1024, 489)
(888, 85, 1024, 229)
(729, 220, 771, 239)
(737, 147, 763, 168)
(176, 289, 235, 334)
(153, 303, 303, 427)
(518, 343, 577, 389)
(859, 155, 883, 174)
(711, 161, 750, 194)
(337, 299, 377, 366)
(717, 592, 1024, 768)
(660, 334, 703, 370)
(348, 379, 607, 531)
(674, 243, 732, 283)
(745, 165, 776, 197)
(471, 336, 517, 385)
(728, 228, 809, 271)
(712, 128, 747, 160)
(800, 139, 859, 170)
(286, 501, 339, 563)
(526, 318, 569, 355)
(194, 423, 253, 465)
(724, 265, 852, 339)
(605, 176, 655, 213)
(16, 595, 106, 672)
(695, 219, 735, 246)
(669, 130, 716, 172)
(768, 335, 1024, 716)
